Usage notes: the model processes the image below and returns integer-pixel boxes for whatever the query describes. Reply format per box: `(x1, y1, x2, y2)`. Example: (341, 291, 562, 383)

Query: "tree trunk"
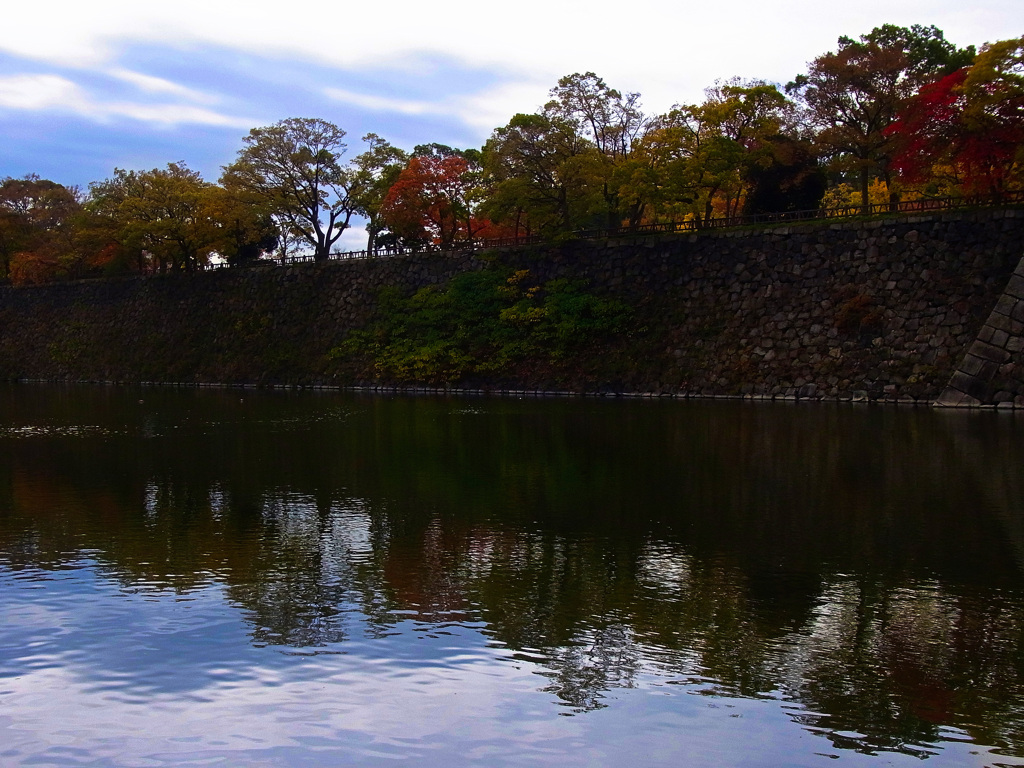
(628, 201, 645, 230)
(883, 170, 899, 212)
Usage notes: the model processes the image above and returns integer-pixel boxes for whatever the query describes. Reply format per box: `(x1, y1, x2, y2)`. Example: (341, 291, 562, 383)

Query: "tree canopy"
(887, 36, 1024, 196)
(0, 175, 85, 283)
(7, 24, 1024, 284)
(221, 118, 356, 262)
(380, 146, 487, 250)
(787, 25, 977, 210)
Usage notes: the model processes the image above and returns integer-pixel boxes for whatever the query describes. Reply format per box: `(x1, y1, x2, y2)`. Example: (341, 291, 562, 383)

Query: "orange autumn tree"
(0, 175, 93, 284)
(380, 146, 489, 250)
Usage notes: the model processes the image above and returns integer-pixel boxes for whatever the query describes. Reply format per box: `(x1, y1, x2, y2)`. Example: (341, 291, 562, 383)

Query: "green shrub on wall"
(330, 265, 632, 384)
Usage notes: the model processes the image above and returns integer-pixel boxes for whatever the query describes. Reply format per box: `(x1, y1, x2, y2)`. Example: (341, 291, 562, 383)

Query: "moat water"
(2, 384, 1023, 767)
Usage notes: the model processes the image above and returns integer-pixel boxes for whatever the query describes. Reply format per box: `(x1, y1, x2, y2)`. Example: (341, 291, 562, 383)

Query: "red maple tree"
(381, 155, 489, 249)
(888, 59, 1024, 195)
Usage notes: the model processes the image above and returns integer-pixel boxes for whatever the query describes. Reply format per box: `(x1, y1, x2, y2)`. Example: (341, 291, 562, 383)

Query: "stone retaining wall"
(0, 250, 482, 385)
(1, 207, 1022, 403)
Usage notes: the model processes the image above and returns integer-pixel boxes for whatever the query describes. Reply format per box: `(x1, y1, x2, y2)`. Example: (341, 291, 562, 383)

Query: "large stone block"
(934, 387, 968, 406)
(986, 312, 1024, 335)
(1004, 274, 1024, 300)
(993, 294, 1018, 317)
(949, 370, 990, 400)
(960, 354, 987, 376)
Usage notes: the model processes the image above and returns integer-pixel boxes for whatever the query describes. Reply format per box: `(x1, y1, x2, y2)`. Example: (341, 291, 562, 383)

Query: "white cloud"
(100, 102, 252, 128)
(0, 73, 251, 128)
(0, 74, 88, 111)
(324, 88, 438, 116)
(326, 79, 550, 134)
(4, 1, 1017, 107)
(107, 67, 218, 104)
(448, 81, 552, 132)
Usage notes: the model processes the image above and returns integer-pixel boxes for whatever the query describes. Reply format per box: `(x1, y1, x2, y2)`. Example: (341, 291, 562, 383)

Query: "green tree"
(204, 184, 279, 266)
(221, 118, 356, 261)
(545, 72, 649, 228)
(482, 112, 602, 237)
(962, 37, 1024, 141)
(741, 134, 826, 215)
(635, 80, 793, 224)
(960, 37, 1024, 193)
(862, 24, 975, 80)
(87, 163, 219, 273)
(350, 133, 409, 254)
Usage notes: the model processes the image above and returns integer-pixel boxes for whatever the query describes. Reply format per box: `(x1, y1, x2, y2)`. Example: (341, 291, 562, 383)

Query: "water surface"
(1, 385, 1023, 766)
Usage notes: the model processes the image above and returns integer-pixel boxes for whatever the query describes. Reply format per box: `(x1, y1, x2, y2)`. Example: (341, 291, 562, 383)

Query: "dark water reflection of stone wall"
(1, 385, 1023, 758)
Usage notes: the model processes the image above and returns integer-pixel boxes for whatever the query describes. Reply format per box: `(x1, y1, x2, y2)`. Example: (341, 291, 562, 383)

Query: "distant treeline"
(1, 25, 1021, 284)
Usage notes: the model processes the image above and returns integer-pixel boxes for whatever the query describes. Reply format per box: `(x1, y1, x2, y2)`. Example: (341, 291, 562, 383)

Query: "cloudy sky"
(1, 1, 1018, 206)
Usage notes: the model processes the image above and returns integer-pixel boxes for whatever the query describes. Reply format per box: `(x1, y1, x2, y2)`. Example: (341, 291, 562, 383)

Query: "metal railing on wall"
(200, 190, 1024, 272)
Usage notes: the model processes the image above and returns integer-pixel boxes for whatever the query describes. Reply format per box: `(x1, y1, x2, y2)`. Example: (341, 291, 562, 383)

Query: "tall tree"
(545, 72, 648, 227)
(959, 36, 1024, 193)
(204, 185, 279, 266)
(788, 25, 974, 210)
(350, 134, 409, 254)
(546, 72, 646, 160)
(0, 175, 82, 282)
(221, 118, 355, 261)
(482, 111, 602, 237)
(634, 80, 794, 224)
(380, 148, 485, 250)
(88, 164, 219, 273)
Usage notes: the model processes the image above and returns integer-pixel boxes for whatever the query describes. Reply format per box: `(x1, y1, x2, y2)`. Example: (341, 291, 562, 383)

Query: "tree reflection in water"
(1, 385, 1024, 759)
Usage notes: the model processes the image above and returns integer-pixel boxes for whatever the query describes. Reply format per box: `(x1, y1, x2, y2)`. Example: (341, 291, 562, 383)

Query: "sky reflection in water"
(1, 386, 1024, 766)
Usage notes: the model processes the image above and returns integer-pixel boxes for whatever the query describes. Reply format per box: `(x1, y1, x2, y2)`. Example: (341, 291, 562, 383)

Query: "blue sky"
(1, 1, 1018, 249)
